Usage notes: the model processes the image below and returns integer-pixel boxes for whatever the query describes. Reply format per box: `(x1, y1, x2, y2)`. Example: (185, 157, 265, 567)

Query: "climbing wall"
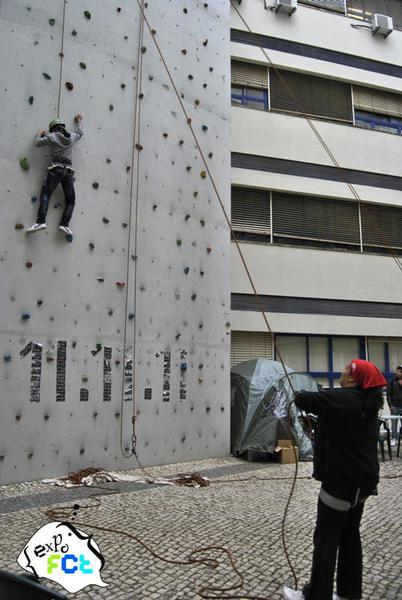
(0, 0, 231, 484)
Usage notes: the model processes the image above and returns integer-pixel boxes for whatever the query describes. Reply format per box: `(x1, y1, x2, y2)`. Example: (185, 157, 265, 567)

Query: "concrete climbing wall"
(0, 0, 231, 484)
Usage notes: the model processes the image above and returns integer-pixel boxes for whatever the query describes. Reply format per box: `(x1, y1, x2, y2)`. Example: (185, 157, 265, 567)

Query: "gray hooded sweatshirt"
(35, 122, 83, 164)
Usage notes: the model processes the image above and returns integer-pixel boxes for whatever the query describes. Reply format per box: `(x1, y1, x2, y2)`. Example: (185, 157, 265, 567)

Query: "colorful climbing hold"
(116, 281, 125, 288)
(200, 170, 207, 179)
(79, 62, 87, 69)
(19, 157, 30, 170)
(28, 96, 34, 105)
(15, 223, 24, 230)
(42, 73, 51, 80)
(84, 10, 91, 19)
(65, 81, 74, 91)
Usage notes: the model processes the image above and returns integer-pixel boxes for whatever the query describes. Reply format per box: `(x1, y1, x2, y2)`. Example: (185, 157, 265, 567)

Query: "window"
(299, 0, 346, 13)
(353, 85, 402, 136)
(231, 187, 271, 236)
(270, 69, 353, 123)
(272, 192, 360, 250)
(231, 61, 269, 111)
(275, 335, 365, 387)
(347, 0, 402, 31)
(361, 204, 402, 252)
(368, 337, 402, 379)
(230, 331, 273, 367)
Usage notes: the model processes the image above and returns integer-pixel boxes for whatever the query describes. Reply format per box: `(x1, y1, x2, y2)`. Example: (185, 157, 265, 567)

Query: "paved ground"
(0, 455, 401, 600)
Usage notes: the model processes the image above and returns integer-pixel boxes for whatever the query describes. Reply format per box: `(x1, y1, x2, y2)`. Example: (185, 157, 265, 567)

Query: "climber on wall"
(26, 113, 83, 236)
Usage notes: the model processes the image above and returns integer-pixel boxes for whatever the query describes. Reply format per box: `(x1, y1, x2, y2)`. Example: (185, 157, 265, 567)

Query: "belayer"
(283, 359, 386, 600)
(27, 114, 83, 236)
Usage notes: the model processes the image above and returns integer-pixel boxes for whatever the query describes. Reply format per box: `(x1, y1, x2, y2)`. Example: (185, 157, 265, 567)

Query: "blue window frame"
(355, 110, 402, 136)
(231, 85, 269, 111)
(275, 334, 366, 388)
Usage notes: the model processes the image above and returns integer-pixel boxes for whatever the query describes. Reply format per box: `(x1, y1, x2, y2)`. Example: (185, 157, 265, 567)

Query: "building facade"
(230, 0, 402, 386)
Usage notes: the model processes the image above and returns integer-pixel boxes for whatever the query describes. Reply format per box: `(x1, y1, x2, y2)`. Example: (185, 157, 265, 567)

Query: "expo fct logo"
(18, 521, 108, 594)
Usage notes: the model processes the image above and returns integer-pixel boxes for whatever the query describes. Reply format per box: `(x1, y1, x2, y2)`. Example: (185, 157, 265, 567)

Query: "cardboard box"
(275, 439, 299, 464)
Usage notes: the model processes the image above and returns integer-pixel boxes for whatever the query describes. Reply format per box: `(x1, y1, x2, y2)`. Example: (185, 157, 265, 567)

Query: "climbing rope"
(119, 0, 146, 459)
(56, 0, 67, 119)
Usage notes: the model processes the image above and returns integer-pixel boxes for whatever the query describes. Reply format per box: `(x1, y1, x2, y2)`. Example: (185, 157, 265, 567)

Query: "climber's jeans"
(37, 167, 76, 227)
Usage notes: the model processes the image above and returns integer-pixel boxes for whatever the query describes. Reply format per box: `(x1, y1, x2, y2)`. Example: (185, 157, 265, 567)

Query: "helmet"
(48, 118, 66, 132)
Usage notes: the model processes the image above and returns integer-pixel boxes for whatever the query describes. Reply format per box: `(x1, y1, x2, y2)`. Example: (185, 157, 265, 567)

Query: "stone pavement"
(0, 455, 401, 600)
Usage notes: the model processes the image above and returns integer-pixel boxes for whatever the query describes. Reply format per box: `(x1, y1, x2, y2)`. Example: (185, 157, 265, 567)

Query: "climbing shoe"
(59, 225, 73, 235)
(26, 223, 46, 233)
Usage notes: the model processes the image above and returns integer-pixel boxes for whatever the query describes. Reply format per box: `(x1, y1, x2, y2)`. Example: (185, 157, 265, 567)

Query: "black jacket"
(388, 377, 402, 408)
(295, 386, 379, 489)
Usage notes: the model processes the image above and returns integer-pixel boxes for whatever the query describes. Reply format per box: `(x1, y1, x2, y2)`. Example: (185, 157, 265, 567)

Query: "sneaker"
(26, 223, 46, 233)
(391, 439, 397, 447)
(59, 225, 73, 235)
(283, 586, 305, 600)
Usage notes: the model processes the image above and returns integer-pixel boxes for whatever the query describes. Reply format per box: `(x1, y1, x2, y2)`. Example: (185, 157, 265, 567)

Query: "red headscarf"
(348, 358, 387, 389)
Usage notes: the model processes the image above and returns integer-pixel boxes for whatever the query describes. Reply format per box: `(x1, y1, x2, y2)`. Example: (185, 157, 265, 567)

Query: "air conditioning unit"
(371, 14, 393, 38)
(274, 0, 298, 15)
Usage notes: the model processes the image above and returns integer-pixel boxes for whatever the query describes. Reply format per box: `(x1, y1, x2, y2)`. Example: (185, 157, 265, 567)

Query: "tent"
(231, 359, 318, 460)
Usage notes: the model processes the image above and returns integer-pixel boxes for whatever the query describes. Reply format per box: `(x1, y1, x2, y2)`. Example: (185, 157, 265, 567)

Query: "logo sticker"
(17, 521, 108, 594)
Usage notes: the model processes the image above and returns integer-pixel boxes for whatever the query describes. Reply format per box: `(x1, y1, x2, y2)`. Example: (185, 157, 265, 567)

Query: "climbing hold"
(139, 93, 144, 99)
(22, 312, 31, 320)
(141, 46, 147, 54)
(116, 281, 125, 288)
(191, 293, 197, 301)
(19, 157, 30, 170)
(72, 29, 77, 36)
(135, 143, 143, 150)
(117, 6, 121, 12)
(108, 309, 113, 316)
(163, 133, 168, 138)
(175, 333, 181, 340)
(225, 321, 231, 328)
(4, 353, 11, 362)
(188, 74, 194, 80)
(91, 344, 102, 356)
(79, 62, 86, 69)
(195, 99, 200, 106)
(15, 223, 24, 230)
(25, 262, 33, 268)
(65, 81, 74, 91)
(179, 140, 184, 145)
(31, 196, 37, 203)
(152, 205, 157, 211)
(193, 191, 198, 197)
(181, 362, 188, 371)
(84, 10, 91, 19)
(185, 214, 190, 221)
(151, 29, 156, 35)
(206, 246, 212, 253)
(209, 67, 214, 72)
(121, 83, 126, 89)
(203, 39, 208, 46)
(42, 73, 51, 80)
(65, 234, 73, 243)
(102, 217, 109, 224)
(28, 96, 34, 105)
(37, 299, 43, 306)
(176, 239, 182, 246)
(82, 376, 88, 383)
(181, 49, 187, 55)
(204, 3, 208, 7)
(208, 152, 213, 158)
(200, 170, 207, 179)
(186, 166, 191, 172)
(97, 277, 104, 283)
(128, 313, 135, 320)
(202, 125, 208, 131)
(183, 7, 188, 13)
(200, 219, 205, 227)
(109, 104, 114, 111)
(122, 222, 128, 228)
(106, 158, 111, 163)
(88, 242, 95, 250)
(92, 182, 99, 189)
(48, 18, 55, 25)
(184, 267, 189, 274)
(203, 83, 208, 88)
(187, 118, 192, 124)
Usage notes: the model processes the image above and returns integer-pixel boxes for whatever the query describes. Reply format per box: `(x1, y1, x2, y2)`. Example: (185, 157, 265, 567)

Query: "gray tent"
(231, 359, 318, 460)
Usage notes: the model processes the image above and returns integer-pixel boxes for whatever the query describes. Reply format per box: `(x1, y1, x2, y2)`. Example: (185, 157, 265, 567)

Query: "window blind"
(270, 69, 353, 122)
(353, 86, 402, 118)
(272, 192, 360, 245)
(361, 204, 402, 249)
(231, 331, 273, 368)
(231, 187, 271, 235)
(299, 0, 346, 13)
(347, 0, 402, 30)
(231, 60, 268, 89)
